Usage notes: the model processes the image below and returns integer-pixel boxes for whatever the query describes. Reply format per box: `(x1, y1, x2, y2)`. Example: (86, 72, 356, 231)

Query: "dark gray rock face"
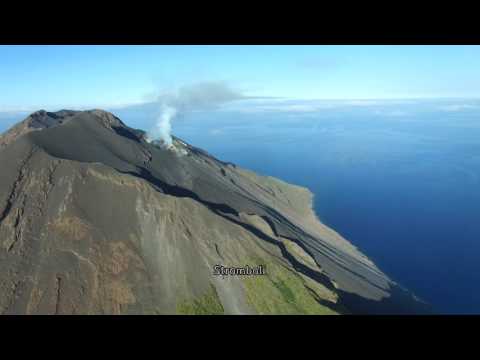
(0, 110, 430, 314)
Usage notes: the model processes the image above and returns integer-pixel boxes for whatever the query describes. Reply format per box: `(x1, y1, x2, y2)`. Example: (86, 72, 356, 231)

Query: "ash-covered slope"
(0, 110, 430, 314)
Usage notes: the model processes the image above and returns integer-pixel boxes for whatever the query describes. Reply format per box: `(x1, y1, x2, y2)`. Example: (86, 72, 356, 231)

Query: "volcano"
(0, 109, 430, 314)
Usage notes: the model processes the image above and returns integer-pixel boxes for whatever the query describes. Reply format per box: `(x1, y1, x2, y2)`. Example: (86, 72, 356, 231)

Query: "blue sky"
(1, 45, 480, 111)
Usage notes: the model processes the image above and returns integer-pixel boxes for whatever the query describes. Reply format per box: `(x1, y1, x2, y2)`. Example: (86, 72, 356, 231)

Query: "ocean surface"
(2, 99, 479, 313)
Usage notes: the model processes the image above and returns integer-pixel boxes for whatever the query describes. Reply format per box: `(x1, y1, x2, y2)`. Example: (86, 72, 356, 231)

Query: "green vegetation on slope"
(242, 257, 338, 315)
(176, 284, 224, 315)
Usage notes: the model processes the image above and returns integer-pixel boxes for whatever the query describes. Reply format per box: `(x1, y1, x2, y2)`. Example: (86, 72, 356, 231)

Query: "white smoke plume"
(150, 104, 176, 147)
(147, 81, 245, 146)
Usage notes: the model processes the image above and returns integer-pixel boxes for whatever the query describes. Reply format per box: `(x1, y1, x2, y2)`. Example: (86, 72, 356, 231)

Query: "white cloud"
(438, 104, 479, 112)
(209, 128, 224, 136)
(373, 110, 408, 117)
(221, 98, 416, 114)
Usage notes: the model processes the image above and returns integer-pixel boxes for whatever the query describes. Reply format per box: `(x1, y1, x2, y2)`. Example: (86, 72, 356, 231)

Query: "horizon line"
(2, 96, 480, 114)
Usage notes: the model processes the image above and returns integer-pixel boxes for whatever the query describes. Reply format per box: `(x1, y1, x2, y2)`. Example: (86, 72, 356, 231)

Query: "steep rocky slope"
(0, 110, 430, 314)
